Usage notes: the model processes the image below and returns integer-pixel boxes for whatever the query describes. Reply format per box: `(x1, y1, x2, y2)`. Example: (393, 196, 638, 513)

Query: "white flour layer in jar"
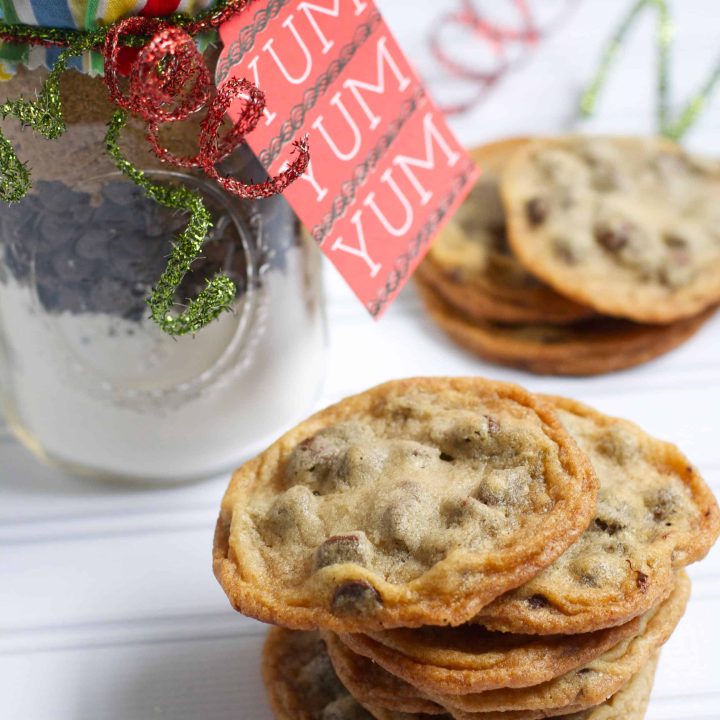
(0, 248, 326, 483)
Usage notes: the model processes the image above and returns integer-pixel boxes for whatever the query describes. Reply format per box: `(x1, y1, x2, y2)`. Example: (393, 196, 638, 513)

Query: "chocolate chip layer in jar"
(0, 65, 327, 483)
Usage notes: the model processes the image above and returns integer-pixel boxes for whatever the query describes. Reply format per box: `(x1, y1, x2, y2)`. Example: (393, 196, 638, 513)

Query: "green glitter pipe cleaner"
(580, 0, 720, 141)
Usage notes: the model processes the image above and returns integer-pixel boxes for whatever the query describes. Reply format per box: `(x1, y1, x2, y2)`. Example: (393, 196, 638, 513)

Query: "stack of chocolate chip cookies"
(212, 377, 720, 720)
(416, 137, 720, 376)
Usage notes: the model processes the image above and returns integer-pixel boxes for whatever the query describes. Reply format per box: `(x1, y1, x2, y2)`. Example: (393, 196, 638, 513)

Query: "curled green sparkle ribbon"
(580, 0, 720, 141)
(105, 110, 236, 336)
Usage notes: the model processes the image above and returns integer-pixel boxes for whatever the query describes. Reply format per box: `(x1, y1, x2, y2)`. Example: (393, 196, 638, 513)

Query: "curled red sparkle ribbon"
(102, 15, 310, 199)
(428, 0, 578, 115)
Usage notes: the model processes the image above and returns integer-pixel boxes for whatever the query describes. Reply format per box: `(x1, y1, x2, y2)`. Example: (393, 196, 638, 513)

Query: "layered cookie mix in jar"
(0, 63, 327, 483)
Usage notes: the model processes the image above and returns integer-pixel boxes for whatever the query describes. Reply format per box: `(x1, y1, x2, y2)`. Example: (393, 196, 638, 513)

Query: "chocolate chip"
(579, 573, 598, 587)
(664, 233, 688, 249)
(649, 488, 677, 522)
(35, 282, 60, 311)
(594, 518, 624, 536)
(443, 498, 470, 528)
(71, 203, 94, 225)
(203, 238, 234, 267)
(107, 251, 150, 281)
(39, 216, 77, 248)
(653, 507, 667, 522)
(525, 198, 548, 226)
(38, 282, 89, 314)
(488, 223, 509, 252)
(439, 452, 454, 462)
(553, 238, 576, 265)
(636, 571, 649, 592)
(75, 229, 111, 261)
(51, 254, 96, 283)
(90, 277, 139, 317)
(315, 533, 371, 570)
(102, 180, 140, 206)
(38, 183, 83, 214)
(527, 594, 549, 609)
(331, 581, 382, 616)
(595, 225, 630, 252)
(94, 200, 137, 225)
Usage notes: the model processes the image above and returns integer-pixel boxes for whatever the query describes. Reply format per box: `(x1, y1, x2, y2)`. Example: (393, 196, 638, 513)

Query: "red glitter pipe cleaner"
(428, 0, 578, 115)
(102, 11, 309, 200)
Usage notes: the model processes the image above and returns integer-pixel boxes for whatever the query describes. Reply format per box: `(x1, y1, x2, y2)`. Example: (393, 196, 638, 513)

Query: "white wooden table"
(2, 2, 720, 718)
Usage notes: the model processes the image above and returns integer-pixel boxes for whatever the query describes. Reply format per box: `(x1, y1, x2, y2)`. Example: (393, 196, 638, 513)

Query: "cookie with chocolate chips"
(262, 627, 659, 720)
(416, 278, 714, 377)
(371, 657, 658, 720)
(214, 378, 597, 632)
(326, 597, 667, 720)
(335, 607, 644, 696)
(323, 632, 444, 715)
(263, 627, 453, 720)
(418, 139, 593, 325)
(549, 655, 658, 720)
(436, 574, 687, 719)
(502, 135, 720, 323)
(262, 628, 377, 720)
(475, 398, 719, 635)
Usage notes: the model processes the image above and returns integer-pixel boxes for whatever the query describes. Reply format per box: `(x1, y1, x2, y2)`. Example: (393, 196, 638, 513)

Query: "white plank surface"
(2, 1, 720, 718)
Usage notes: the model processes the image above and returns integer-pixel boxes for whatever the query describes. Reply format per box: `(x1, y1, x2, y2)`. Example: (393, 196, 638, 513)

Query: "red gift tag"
(217, 0, 479, 317)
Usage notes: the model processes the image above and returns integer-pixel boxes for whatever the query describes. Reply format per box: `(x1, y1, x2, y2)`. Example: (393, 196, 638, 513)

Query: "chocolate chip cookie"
(370, 659, 659, 720)
(323, 632, 444, 715)
(420, 139, 593, 325)
(502, 136, 720, 323)
(336, 610, 644, 695)
(263, 627, 658, 720)
(475, 398, 719, 635)
(437, 573, 688, 718)
(416, 278, 713, 376)
(214, 378, 597, 631)
(554, 655, 657, 720)
(262, 628, 376, 720)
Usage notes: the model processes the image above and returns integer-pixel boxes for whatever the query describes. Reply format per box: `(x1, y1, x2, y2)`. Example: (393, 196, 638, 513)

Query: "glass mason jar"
(0, 64, 327, 484)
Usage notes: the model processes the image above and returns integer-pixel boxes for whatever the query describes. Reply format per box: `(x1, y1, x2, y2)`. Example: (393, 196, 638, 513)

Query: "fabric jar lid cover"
(0, 0, 215, 76)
